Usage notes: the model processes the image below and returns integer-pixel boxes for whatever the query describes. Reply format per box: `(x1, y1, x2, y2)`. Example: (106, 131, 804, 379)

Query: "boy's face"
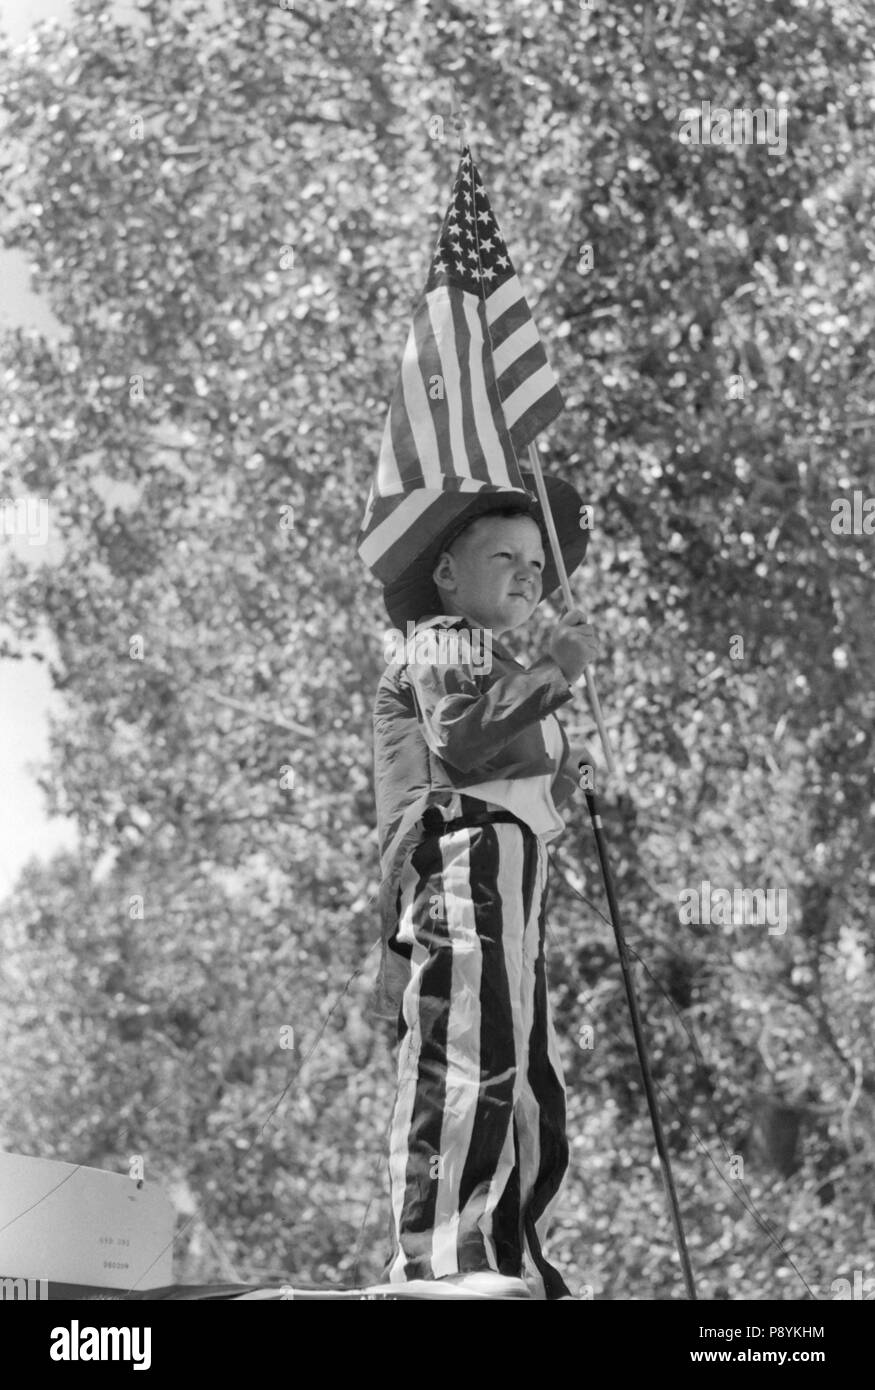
(432, 513, 545, 635)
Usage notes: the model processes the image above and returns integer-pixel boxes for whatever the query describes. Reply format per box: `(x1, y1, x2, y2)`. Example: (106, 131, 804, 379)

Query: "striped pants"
(383, 808, 571, 1299)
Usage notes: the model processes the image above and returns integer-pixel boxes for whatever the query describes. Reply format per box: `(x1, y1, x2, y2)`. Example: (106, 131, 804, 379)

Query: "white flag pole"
(526, 441, 616, 779)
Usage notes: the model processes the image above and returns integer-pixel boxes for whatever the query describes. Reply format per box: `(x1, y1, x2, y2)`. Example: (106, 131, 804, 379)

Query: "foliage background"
(1, 0, 873, 1298)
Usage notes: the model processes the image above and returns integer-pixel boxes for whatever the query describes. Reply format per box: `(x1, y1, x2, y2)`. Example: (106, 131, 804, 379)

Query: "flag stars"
(431, 154, 512, 288)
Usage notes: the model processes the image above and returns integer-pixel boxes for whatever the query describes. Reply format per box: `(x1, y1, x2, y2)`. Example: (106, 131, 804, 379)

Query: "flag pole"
(526, 441, 616, 777)
(583, 785, 698, 1300)
(449, 83, 466, 154)
(453, 84, 617, 777)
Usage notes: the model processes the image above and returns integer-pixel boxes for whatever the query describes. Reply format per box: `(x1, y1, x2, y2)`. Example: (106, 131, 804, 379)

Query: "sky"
(0, 0, 72, 46)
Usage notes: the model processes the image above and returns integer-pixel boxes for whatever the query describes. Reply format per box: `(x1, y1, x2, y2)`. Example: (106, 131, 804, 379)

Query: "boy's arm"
(405, 653, 574, 774)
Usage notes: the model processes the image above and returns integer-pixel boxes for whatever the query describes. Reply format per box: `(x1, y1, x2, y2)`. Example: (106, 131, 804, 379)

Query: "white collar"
(412, 613, 466, 632)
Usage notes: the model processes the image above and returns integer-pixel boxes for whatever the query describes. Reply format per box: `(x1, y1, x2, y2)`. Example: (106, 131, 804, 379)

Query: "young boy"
(372, 496, 599, 1300)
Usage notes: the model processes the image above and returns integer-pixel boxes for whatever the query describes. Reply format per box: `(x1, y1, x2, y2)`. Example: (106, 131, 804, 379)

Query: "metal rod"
(584, 785, 698, 1300)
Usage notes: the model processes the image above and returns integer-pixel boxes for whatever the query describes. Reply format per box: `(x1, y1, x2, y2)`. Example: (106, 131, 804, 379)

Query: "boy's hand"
(549, 610, 600, 684)
(566, 740, 598, 790)
(566, 741, 597, 772)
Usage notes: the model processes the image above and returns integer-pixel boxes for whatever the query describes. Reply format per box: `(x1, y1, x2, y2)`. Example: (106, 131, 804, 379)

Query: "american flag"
(357, 145, 564, 584)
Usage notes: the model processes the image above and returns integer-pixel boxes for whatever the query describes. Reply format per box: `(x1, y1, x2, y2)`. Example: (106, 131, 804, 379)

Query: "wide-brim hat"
(382, 471, 588, 628)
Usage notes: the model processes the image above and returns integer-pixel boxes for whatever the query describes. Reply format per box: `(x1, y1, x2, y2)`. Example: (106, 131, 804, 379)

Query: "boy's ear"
(432, 551, 455, 590)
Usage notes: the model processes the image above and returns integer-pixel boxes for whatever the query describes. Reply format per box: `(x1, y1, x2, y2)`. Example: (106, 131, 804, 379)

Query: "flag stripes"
(357, 146, 564, 583)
